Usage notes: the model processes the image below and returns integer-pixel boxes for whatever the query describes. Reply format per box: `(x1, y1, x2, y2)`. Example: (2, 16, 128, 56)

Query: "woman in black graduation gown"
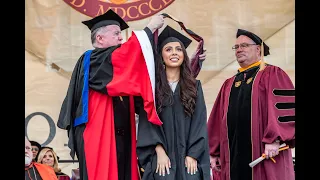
(136, 25, 211, 180)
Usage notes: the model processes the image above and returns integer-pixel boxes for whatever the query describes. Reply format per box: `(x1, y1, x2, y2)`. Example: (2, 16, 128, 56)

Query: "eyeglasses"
(232, 43, 257, 50)
(32, 147, 39, 151)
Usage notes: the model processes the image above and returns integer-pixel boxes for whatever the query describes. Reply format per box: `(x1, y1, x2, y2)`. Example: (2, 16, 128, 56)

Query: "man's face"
(31, 145, 39, 160)
(97, 25, 123, 48)
(234, 35, 260, 67)
(25, 137, 33, 166)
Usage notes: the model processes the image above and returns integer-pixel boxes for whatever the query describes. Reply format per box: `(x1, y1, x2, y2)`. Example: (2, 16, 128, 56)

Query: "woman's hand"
(155, 145, 171, 176)
(185, 156, 198, 175)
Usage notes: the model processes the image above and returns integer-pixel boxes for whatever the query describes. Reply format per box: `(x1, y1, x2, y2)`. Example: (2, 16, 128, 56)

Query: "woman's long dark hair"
(155, 42, 197, 117)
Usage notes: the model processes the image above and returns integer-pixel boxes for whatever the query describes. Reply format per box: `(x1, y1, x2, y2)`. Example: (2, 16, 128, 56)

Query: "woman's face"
(41, 151, 55, 167)
(162, 41, 184, 68)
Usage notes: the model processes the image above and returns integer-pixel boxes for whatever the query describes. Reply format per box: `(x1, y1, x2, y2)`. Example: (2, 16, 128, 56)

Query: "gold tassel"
(259, 42, 266, 71)
(119, 96, 123, 101)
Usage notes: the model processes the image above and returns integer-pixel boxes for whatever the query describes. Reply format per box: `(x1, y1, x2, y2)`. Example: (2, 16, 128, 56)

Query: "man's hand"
(147, 15, 165, 33)
(198, 49, 206, 61)
(210, 156, 221, 172)
(155, 145, 171, 176)
(185, 156, 198, 175)
(190, 43, 206, 61)
(264, 141, 280, 159)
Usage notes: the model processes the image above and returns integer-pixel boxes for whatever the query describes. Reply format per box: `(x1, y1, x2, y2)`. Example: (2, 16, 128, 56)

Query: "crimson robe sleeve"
(111, 31, 161, 125)
(260, 66, 295, 147)
(107, 32, 152, 96)
(89, 30, 162, 126)
(207, 80, 229, 157)
(190, 40, 205, 78)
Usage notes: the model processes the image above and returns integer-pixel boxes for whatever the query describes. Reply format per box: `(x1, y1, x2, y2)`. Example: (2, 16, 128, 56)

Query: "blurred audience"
(25, 136, 58, 180)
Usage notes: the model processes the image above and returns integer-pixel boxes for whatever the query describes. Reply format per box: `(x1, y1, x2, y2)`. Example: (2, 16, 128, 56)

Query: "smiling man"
(207, 29, 295, 180)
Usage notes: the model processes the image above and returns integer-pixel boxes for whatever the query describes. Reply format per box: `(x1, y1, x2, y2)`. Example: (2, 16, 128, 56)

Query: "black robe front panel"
(227, 66, 259, 180)
(137, 80, 211, 180)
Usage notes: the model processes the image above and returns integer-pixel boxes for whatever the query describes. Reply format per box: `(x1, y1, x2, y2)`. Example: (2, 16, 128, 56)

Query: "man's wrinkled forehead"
(236, 35, 255, 44)
(105, 24, 121, 32)
(25, 137, 31, 147)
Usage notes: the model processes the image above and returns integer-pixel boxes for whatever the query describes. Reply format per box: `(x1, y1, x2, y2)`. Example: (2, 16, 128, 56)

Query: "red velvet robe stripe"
(83, 32, 162, 180)
(208, 65, 295, 180)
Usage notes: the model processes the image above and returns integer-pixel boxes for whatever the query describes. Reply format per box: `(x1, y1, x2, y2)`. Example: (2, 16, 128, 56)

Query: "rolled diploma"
(249, 143, 287, 168)
(249, 156, 265, 167)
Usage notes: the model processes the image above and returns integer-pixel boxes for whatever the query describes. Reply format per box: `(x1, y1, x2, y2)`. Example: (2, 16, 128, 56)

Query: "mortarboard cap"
(236, 29, 270, 56)
(30, 141, 41, 149)
(158, 25, 192, 52)
(82, 9, 129, 32)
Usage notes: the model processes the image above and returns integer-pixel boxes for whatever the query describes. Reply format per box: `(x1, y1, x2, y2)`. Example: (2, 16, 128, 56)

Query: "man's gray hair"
(91, 26, 109, 47)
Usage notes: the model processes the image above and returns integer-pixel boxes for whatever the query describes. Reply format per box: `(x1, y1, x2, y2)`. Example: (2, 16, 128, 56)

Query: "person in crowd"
(30, 140, 41, 162)
(25, 136, 58, 180)
(37, 147, 71, 180)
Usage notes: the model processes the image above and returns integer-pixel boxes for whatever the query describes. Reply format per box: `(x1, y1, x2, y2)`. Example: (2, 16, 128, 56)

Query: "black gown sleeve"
(57, 54, 85, 159)
(143, 27, 154, 47)
(186, 80, 207, 159)
(186, 80, 211, 179)
(136, 108, 165, 176)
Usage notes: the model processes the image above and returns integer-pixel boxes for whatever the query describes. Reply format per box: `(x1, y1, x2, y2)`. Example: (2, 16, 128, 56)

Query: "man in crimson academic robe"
(57, 9, 165, 180)
(207, 29, 295, 180)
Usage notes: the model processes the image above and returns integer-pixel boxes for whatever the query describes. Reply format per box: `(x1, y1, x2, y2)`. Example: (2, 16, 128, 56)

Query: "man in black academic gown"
(57, 10, 164, 180)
